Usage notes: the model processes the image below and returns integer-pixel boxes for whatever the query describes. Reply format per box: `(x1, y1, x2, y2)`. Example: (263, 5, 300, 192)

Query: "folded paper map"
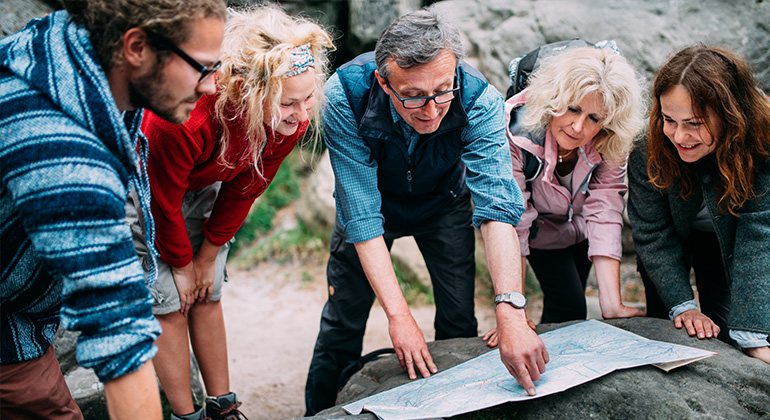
(344, 320, 716, 420)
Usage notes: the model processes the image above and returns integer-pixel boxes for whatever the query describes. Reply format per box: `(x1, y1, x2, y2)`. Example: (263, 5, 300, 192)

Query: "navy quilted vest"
(335, 52, 488, 229)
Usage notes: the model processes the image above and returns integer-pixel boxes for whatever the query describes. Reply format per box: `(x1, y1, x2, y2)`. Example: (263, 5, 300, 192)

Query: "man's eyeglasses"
(385, 79, 459, 109)
(147, 31, 221, 83)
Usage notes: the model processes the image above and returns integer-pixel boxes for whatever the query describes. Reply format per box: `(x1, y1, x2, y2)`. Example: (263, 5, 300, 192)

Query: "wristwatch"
(494, 292, 527, 309)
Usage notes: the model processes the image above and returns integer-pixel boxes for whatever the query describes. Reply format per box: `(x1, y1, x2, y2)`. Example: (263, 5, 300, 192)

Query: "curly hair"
(213, 5, 334, 175)
(63, 0, 227, 71)
(521, 46, 645, 165)
(646, 45, 770, 215)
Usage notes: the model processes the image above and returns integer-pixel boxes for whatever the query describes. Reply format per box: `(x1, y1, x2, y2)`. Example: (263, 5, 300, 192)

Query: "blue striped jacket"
(0, 11, 161, 381)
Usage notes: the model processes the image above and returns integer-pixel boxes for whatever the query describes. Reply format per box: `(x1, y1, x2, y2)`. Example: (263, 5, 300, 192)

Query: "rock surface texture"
(307, 318, 770, 420)
(432, 0, 770, 95)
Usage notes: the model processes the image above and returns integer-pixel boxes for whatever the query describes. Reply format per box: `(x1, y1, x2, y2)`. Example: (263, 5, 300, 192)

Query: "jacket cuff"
(668, 299, 699, 320)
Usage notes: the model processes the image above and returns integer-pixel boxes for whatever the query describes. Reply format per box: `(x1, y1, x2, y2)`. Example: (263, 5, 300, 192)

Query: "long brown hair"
(647, 45, 770, 215)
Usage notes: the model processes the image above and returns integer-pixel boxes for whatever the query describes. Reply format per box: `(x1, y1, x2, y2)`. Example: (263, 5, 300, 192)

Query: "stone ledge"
(300, 318, 769, 419)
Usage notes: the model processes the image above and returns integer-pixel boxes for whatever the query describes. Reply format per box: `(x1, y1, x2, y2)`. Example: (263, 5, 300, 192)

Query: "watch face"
(510, 293, 526, 307)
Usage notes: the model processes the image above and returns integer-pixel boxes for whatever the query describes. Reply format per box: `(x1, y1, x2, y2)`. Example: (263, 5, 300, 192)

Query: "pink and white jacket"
(505, 91, 627, 261)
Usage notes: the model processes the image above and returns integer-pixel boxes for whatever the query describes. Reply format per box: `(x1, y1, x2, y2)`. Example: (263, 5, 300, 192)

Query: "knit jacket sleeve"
(627, 142, 695, 308)
(727, 159, 770, 334)
(204, 121, 309, 246)
(0, 78, 160, 381)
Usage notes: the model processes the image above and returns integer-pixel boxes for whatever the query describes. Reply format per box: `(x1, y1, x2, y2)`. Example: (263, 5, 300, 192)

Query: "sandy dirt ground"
(220, 263, 498, 420)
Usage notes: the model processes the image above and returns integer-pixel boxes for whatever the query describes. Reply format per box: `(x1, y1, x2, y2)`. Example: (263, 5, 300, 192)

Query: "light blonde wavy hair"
(214, 5, 334, 174)
(521, 46, 645, 165)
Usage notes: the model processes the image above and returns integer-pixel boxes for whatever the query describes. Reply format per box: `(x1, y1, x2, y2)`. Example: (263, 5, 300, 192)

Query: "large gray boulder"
(306, 318, 770, 419)
(432, 0, 770, 95)
(0, 0, 55, 37)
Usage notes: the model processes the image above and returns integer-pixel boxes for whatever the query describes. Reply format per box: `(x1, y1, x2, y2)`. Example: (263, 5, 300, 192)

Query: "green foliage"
(392, 259, 434, 306)
(233, 217, 330, 268)
(230, 148, 305, 256)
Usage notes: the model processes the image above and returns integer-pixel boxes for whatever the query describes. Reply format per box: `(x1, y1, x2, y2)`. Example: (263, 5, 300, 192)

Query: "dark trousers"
(304, 196, 478, 415)
(528, 240, 593, 323)
(639, 229, 733, 344)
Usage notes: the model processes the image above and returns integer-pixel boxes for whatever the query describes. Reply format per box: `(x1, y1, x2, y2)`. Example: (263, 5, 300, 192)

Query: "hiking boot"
(171, 405, 209, 420)
(206, 392, 247, 420)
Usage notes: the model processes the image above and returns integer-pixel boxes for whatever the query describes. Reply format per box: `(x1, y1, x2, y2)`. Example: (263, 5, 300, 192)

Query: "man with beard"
(0, 1, 225, 419)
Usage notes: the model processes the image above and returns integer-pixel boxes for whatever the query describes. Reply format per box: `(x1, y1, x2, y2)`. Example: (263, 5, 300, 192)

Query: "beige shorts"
(127, 183, 230, 315)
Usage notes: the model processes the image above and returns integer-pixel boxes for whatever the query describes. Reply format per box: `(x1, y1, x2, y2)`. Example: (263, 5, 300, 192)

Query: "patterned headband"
(284, 43, 314, 78)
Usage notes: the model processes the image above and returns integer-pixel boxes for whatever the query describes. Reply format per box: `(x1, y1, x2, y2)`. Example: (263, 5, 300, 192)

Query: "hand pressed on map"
(389, 313, 438, 380)
(674, 309, 720, 339)
(496, 304, 549, 396)
(482, 318, 536, 348)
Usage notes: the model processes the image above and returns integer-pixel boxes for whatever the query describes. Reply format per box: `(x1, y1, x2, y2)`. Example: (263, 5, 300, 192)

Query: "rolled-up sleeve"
(461, 85, 525, 229)
(323, 73, 385, 243)
(583, 159, 627, 261)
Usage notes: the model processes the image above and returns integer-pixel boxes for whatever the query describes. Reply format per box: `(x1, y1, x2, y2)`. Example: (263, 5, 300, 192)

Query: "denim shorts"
(127, 183, 230, 315)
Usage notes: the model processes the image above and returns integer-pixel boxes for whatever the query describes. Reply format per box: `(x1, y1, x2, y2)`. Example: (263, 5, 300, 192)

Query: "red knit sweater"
(142, 93, 308, 268)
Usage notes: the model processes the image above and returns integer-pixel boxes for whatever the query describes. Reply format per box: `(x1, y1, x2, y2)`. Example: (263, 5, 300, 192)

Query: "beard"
(128, 60, 201, 124)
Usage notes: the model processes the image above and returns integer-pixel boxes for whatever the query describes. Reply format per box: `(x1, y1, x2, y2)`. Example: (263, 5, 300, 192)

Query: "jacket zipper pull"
(407, 169, 413, 193)
(568, 204, 573, 223)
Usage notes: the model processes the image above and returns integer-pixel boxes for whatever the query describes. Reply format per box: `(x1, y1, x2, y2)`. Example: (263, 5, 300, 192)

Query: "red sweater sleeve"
(142, 97, 217, 268)
(203, 121, 309, 245)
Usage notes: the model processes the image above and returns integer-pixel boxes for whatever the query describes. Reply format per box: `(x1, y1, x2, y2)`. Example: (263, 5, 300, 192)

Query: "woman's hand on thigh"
(171, 262, 197, 317)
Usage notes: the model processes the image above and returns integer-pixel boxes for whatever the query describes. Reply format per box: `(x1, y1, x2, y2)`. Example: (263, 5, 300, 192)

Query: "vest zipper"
(407, 157, 413, 193)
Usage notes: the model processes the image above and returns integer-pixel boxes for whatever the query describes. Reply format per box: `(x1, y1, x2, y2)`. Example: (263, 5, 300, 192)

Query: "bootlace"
(214, 401, 248, 420)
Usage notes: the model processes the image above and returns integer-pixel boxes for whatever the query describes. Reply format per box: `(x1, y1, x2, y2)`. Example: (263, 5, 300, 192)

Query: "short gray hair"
(374, 7, 464, 79)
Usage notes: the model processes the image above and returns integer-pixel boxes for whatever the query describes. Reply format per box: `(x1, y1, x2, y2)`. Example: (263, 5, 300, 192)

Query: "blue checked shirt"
(324, 72, 524, 243)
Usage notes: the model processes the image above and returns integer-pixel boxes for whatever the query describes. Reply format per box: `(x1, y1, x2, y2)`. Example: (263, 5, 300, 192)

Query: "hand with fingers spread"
(496, 305, 549, 396)
(389, 313, 437, 380)
(673, 309, 720, 339)
(171, 262, 197, 317)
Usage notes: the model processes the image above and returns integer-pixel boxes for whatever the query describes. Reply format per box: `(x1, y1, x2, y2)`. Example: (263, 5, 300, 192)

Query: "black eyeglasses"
(147, 31, 221, 83)
(385, 79, 459, 109)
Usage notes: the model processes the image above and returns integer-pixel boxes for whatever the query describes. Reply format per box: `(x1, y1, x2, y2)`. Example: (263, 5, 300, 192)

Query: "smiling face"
(130, 17, 224, 124)
(549, 91, 605, 152)
(660, 84, 720, 163)
(265, 69, 317, 137)
(375, 50, 457, 134)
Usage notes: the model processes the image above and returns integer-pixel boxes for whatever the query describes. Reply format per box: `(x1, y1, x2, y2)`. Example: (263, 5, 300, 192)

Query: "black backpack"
(506, 39, 620, 180)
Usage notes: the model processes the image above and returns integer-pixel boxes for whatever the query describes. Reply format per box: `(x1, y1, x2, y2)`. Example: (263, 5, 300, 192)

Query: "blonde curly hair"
(521, 46, 645, 165)
(214, 5, 334, 175)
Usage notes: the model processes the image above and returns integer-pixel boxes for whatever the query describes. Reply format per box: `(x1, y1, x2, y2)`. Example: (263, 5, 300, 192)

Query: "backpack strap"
(506, 39, 622, 100)
(508, 104, 544, 182)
